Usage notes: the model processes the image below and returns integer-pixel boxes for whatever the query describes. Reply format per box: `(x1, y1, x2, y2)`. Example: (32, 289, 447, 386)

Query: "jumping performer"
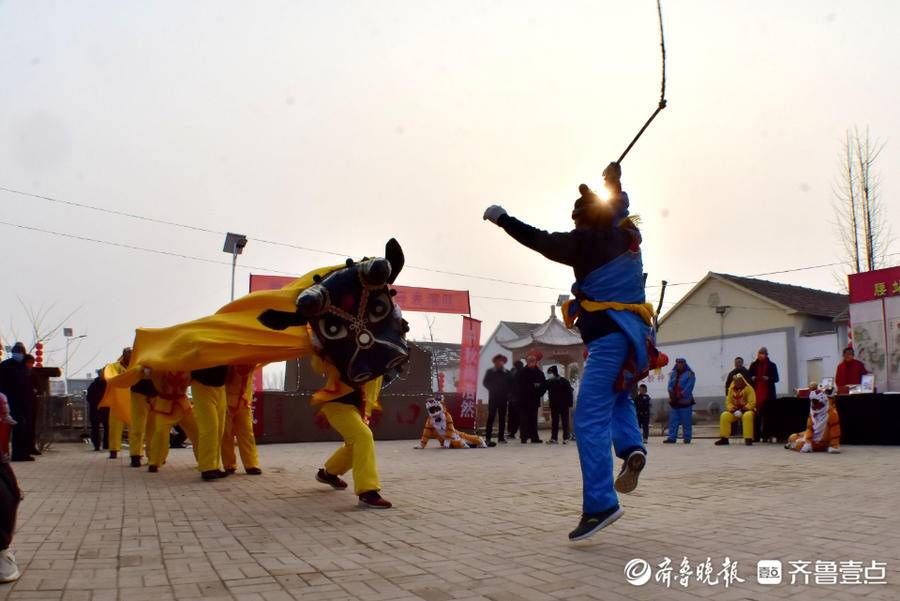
(484, 163, 663, 540)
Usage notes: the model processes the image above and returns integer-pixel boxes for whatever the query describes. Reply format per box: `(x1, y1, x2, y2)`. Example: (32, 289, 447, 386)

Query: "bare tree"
(833, 127, 892, 278)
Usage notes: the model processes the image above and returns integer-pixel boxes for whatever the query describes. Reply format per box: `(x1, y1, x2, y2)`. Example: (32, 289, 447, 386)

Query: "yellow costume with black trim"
(222, 366, 260, 473)
(146, 371, 198, 469)
(129, 388, 154, 461)
(108, 258, 400, 494)
(192, 380, 227, 473)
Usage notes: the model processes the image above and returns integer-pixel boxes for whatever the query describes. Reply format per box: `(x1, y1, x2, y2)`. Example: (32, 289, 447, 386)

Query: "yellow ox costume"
(98, 349, 132, 459)
(109, 239, 410, 506)
(715, 374, 756, 446)
(416, 397, 486, 449)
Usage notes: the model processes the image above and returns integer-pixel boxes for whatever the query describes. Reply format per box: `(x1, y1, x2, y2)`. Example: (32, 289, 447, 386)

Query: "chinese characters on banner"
(847, 266, 900, 392)
(452, 316, 482, 430)
(392, 286, 471, 314)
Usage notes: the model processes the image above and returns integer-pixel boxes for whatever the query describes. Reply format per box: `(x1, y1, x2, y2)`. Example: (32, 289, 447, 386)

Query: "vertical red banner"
(454, 316, 481, 430)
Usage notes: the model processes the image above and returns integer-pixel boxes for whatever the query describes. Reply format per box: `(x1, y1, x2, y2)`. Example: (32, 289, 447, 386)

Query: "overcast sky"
(1, 0, 898, 376)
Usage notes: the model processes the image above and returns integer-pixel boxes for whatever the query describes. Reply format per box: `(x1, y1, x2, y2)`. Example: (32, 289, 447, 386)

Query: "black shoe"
(683, 440, 691, 444)
(109, 451, 118, 459)
(225, 467, 237, 474)
(568, 505, 624, 541)
(486, 441, 497, 448)
(614, 450, 647, 494)
(663, 439, 676, 444)
(130, 455, 142, 468)
(201, 470, 224, 481)
(498, 438, 507, 444)
(745, 438, 753, 446)
(10, 456, 34, 462)
(531, 439, 543, 444)
(29, 449, 42, 456)
(316, 468, 348, 490)
(93, 447, 101, 452)
(218, 470, 230, 478)
(547, 439, 558, 445)
(714, 438, 729, 446)
(246, 467, 262, 475)
(520, 440, 528, 444)
(148, 465, 159, 473)
(358, 491, 392, 509)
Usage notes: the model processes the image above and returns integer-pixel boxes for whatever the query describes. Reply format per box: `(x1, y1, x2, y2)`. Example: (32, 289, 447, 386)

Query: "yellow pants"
(320, 402, 380, 495)
(148, 406, 198, 468)
(129, 392, 153, 458)
(191, 383, 227, 473)
(719, 410, 755, 439)
(108, 414, 125, 452)
(222, 404, 259, 471)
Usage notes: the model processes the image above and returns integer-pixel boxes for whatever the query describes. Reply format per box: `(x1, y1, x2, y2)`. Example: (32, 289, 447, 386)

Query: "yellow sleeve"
(745, 387, 756, 412)
(724, 390, 735, 412)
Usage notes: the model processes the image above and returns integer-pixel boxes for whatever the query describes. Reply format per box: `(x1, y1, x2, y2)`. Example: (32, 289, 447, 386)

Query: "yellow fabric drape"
(109, 265, 341, 389)
(99, 360, 132, 424)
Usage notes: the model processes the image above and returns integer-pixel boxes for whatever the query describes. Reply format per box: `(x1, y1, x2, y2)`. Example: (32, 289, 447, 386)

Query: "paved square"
(4, 438, 899, 600)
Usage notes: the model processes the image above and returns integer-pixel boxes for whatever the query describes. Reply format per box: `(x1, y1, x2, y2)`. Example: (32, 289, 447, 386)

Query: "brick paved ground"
(3, 438, 899, 601)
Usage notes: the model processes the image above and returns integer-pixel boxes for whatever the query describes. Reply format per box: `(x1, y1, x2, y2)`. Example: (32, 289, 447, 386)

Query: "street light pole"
(63, 330, 87, 394)
(223, 233, 248, 301)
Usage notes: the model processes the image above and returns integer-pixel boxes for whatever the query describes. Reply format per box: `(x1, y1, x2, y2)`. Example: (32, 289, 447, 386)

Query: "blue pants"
(667, 406, 693, 441)
(574, 332, 646, 514)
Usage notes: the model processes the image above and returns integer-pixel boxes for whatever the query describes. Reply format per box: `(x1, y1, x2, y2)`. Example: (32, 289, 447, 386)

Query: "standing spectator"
(665, 358, 695, 444)
(0, 452, 21, 583)
(544, 366, 573, 444)
(0, 343, 34, 462)
(633, 384, 651, 444)
(24, 355, 42, 456)
(506, 360, 523, 440)
(85, 372, 109, 452)
(515, 352, 546, 444)
(834, 347, 868, 394)
(725, 356, 752, 395)
(748, 347, 779, 442)
(482, 354, 512, 446)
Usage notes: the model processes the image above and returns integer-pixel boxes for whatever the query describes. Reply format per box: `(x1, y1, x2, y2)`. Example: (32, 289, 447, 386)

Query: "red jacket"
(835, 359, 867, 392)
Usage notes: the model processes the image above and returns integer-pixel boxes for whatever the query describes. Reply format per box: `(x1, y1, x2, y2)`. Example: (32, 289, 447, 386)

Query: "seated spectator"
(834, 347, 868, 394)
(715, 374, 756, 446)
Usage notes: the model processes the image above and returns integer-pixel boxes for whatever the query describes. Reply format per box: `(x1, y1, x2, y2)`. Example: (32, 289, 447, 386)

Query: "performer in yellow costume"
(127, 376, 156, 467)
(145, 369, 199, 472)
(98, 348, 132, 460)
(190, 366, 228, 480)
(714, 374, 756, 446)
(222, 365, 261, 475)
(108, 239, 410, 506)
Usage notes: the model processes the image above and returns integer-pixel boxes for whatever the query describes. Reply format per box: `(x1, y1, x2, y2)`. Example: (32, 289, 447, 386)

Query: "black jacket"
(86, 377, 107, 417)
(724, 367, 752, 394)
(498, 214, 633, 343)
(515, 366, 546, 408)
(482, 367, 512, 404)
(633, 393, 651, 415)
(0, 358, 30, 419)
(543, 376, 574, 408)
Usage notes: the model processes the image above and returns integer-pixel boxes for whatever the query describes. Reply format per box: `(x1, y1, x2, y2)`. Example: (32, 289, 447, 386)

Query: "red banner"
(248, 275, 471, 315)
(452, 316, 481, 430)
(849, 266, 900, 304)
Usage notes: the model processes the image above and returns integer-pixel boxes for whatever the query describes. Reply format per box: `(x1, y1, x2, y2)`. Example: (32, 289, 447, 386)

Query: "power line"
(0, 185, 565, 291)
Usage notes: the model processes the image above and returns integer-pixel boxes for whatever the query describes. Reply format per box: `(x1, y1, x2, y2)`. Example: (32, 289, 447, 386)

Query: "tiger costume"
(418, 397, 486, 449)
(786, 388, 841, 453)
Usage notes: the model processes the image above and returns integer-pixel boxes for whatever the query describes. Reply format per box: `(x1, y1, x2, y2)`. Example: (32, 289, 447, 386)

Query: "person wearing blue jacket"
(483, 162, 663, 541)
(665, 358, 695, 444)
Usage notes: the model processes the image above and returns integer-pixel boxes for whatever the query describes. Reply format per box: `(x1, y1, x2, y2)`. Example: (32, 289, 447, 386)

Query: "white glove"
(733, 410, 742, 418)
(800, 442, 812, 453)
(827, 446, 841, 454)
(413, 444, 423, 450)
(441, 439, 451, 449)
(483, 205, 508, 224)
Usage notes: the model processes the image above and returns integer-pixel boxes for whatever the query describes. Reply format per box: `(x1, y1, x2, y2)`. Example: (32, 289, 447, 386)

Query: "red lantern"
(35, 341, 44, 367)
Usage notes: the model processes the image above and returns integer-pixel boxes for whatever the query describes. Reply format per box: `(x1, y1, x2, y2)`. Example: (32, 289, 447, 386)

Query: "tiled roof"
(713, 273, 848, 318)
(500, 321, 542, 337)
